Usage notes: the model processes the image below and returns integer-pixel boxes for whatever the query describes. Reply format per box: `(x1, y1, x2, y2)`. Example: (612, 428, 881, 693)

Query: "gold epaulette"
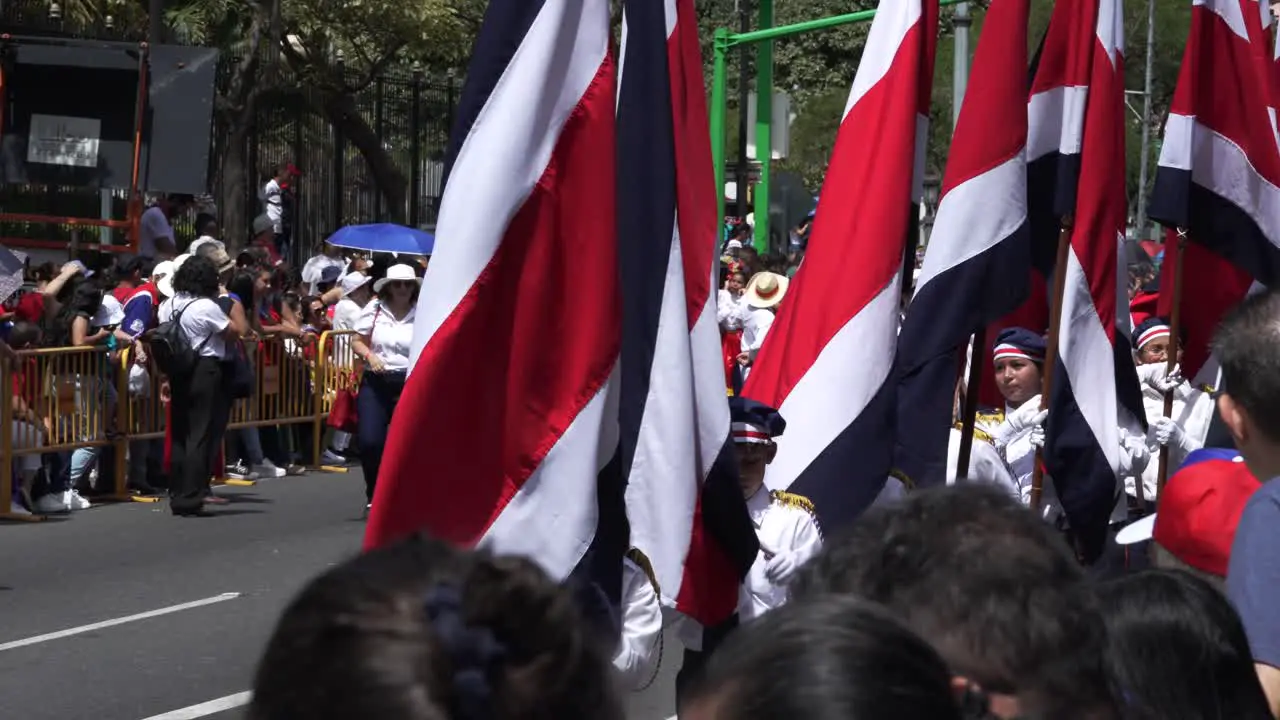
(1198, 384, 1215, 395)
(888, 468, 916, 491)
(974, 408, 1005, 426)
(953, 420, 995, 445)
(770, 490, 816, 515)
(626, 548, 660, 595)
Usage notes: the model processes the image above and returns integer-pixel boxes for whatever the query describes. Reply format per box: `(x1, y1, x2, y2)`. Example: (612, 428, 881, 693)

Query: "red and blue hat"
(1134, 315, 1172, 351)
(1116, 448, 1261, 577)
(992, 327, 1047, 365)
(729, 397, 786, 444)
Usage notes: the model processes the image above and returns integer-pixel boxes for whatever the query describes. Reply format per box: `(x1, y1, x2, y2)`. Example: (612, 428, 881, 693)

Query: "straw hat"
(373, 263, 422, 293)
(744, 272, 789, 309)
(157, 254, 191, 298)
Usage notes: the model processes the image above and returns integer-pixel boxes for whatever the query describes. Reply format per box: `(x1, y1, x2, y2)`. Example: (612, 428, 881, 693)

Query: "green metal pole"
(711, 28, 729, 236)
(753, 0, 773, 254)
(728, 0, 965, 46)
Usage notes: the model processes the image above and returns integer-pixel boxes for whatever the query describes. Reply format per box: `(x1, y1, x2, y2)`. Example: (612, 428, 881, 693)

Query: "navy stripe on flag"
(791, 382, 896, 531)
(440, 0, 549, 187)
(1152, 168, 1280, 287)
(1044, 368, 1120, 560)
(896, 225, 1030, 487)
(616, 0, 677, 475)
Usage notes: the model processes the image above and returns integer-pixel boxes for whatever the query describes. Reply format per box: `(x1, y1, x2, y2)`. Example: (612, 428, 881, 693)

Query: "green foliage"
(704, 0, 1190, 209)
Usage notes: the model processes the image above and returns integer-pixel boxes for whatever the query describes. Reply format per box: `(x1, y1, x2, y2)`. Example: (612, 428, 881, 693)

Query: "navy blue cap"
(320, 265, 342, 283)
(1134, 315, 1172, 349)
(992, 327, 1046, 363)
(729, 397, 786, 443)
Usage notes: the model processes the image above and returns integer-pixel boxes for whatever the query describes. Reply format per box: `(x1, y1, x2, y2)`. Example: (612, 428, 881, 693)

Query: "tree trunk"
(321, 92, 408, 223)
(218, 125, 252, 252)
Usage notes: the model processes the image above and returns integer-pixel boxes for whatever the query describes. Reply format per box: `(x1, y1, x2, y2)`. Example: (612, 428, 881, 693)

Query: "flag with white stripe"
(617, 0, 758, 627)
(1028, 0, 1144, 558)
(1150, 0, 1280, 298)
(895, 0, 1031, 487)
(743, 0, 938, 529)
(365, 0, 627, 611)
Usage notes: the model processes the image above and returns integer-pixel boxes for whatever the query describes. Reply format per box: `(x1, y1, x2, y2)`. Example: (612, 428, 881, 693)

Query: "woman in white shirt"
(351, 264, 419, 512)
(158, 254, 246, 516)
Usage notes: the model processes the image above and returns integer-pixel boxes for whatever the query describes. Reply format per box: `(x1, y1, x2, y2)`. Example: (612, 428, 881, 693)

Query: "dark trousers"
(675, 615, 740, 711)
(169, 358, 231, 513)
(357, 371, 405, 502)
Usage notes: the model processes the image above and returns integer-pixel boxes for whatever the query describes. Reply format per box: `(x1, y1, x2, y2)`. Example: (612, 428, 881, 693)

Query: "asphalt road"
(0, 470, 678, 720)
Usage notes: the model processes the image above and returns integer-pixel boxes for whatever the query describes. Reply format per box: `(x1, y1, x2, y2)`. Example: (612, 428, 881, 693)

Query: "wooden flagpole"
(1156, 228, 1188, 494)
(955, 328, 987, 481)
(1031, 219, 1073, 512)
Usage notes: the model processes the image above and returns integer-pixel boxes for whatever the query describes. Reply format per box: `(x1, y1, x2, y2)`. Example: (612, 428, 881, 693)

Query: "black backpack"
(145, 300, 210, 377)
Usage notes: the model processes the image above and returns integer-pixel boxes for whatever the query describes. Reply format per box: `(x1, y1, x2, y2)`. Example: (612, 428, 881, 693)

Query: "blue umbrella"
(325, 223, 435, 256)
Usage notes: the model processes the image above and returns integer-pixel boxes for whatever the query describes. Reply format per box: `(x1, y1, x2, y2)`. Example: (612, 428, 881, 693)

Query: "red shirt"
(14, 292, 44, 323)
(112, 284, 136, 304)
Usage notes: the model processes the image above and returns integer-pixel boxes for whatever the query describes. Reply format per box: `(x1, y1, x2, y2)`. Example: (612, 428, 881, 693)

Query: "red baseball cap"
(1116, 449, 1261, 576)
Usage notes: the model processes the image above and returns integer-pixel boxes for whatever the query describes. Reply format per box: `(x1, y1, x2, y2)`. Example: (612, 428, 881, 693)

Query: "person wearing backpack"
(154, 254, 246, 516)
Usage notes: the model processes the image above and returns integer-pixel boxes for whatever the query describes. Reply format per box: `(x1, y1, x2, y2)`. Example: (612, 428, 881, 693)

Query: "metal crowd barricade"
(311, 330, 360, 471)
(0, 330, 363, 520)
(226, 334, 323, 474)
(0, 345, 130, 521)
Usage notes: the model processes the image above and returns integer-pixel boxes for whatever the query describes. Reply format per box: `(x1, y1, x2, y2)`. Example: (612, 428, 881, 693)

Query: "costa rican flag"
(365, 0, 628, 610)
(1150, 0, 1280, 286)
(895, 0, 1031, 488)
(1027, 0, 1144, 558)
(616, 0, 758, 626)
(743, 0, 938, 529)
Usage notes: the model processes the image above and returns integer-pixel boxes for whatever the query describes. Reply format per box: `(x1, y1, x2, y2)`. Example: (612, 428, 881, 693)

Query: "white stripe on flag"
(412, 0, 612, 368)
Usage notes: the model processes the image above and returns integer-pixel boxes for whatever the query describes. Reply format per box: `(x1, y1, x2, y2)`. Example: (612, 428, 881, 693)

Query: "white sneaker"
(64, 490, 92, 511)
(321, 450, 346, 465)
(253, 460, 287, 479)
(9, 499, 30, 515)
(35, 493, 70, 514)
(226, 462, 259, 480)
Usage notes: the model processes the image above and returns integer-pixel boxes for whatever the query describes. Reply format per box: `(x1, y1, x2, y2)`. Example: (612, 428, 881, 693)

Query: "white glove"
(1029, 423, 1046, 449)
(1117, 430, 1151, 476)
(1137, 362, 1186, 393)
(764, 551, 802, 585)
(1153, 416, 1197, 454)
(1153, 364, 1185, 394)
(992, 396, 1047, 448)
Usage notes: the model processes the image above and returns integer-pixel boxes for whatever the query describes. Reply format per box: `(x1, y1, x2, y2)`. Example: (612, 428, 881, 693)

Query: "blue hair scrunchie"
(424, 584, 506, 720)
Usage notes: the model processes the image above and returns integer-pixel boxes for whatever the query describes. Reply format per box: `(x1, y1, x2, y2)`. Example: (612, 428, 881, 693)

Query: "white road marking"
(140, 691, 252, 720)
(0, 592, 241, 652)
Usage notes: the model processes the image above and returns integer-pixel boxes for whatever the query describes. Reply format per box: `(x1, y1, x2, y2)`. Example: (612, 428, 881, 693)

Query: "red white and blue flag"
(895, 0, 1031, 487)
(364, 0, 627, 606)
(743, 0, 938, 529)
(616, 0, 758, 626)
(1027, 0, 1144, 556)
(1149, 0, 1280, 379)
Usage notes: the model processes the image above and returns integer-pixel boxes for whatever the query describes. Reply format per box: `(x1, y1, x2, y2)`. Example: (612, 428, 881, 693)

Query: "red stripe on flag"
(364, 56, 621, 550)
(669, 0, 716, 328)
(744, 24, 926, 406)
(1171, 5, 1280, 187)
(1157, 234, 1253, 378)
(1069, 35, 1125, 345)
(1028, 0, 1097, 94)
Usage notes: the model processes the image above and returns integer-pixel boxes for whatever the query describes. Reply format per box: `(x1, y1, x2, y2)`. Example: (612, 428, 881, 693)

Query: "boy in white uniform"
(675, 397, 821, 706)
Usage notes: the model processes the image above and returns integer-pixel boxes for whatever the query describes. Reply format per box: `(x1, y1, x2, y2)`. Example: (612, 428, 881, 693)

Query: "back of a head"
(686, 595, 962, 720)
(1098, 569, 1273, 720)
(249, 538, 622, 720)
(1213, 289, 1280, 443)
(792, 484, 1115, 719)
